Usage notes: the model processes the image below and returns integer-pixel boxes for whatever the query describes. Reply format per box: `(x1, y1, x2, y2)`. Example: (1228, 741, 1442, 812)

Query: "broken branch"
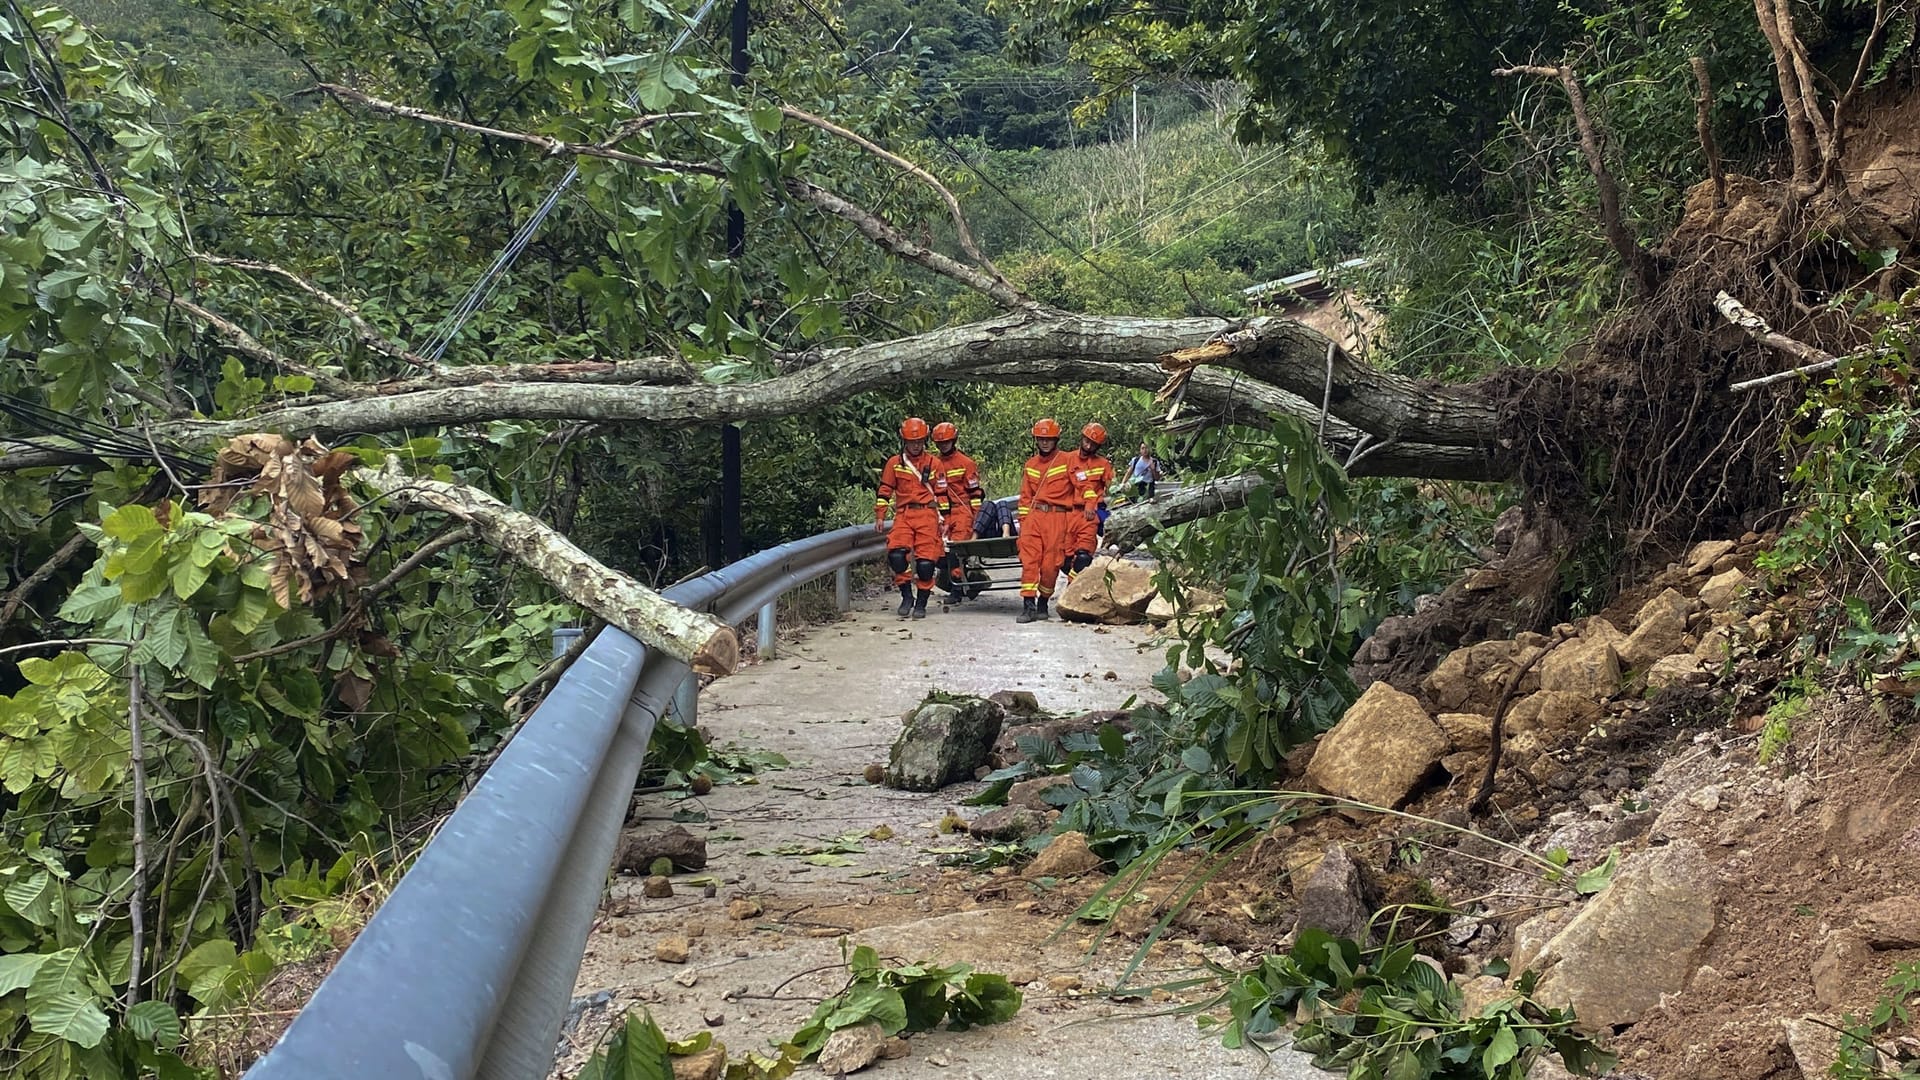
(363, 459, 739, 676)
(1715, 291, 1841, 389)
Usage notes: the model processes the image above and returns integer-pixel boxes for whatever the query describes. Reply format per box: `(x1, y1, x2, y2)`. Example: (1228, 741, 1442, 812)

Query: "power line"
(415, 0, 725, 363)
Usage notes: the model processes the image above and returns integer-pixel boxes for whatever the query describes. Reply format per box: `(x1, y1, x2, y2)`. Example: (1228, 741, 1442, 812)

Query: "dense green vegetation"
(0, 0, 1914, 1075)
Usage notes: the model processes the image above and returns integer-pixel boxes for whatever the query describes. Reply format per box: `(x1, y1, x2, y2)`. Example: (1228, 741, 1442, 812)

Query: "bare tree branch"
(1690, 58, 1727, 209)
(320, 83, 1031, 307)
(167, 295, 359, 398)
(778, 105, 1030, 308)
(1717, 291, 1842, 389)
(196, 255, 441, 371)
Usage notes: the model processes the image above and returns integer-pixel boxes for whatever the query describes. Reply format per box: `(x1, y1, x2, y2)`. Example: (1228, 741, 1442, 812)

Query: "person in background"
(1127, 442, 1161, 501)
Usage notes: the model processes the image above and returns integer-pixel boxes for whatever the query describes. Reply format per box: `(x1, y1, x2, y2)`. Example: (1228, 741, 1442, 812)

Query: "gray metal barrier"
(247, 525, 885, 1080)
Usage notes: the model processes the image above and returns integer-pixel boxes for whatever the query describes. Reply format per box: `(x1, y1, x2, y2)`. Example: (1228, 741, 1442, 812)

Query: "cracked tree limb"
(361, 459, 738, 676)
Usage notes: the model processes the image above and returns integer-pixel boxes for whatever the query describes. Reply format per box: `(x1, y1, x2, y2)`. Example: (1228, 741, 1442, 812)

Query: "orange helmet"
(900, 417, 929, 440)
(1082, 422, 1108, 446)
(932, 422, 958, 442)
(1031, 418, 1062, 438)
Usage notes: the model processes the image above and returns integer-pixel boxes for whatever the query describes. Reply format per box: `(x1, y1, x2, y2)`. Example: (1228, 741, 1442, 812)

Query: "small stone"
(817, 1021, 887, 1075)
(1436, 712, 1493, 750)
(703, 1011, 726, 1027)
(1813, 931, 1871, 1007)
(1007, 967, 1041, 986)
(1151, 988, 1174, 1002)
(655, 936, 691, 964)
(1684, 540, 1736, 575)
(1294, 844, 1372, 944)
(727, 898, 763, 921)
(863, 763, 885, 784)
(1006, 774, 1076, 810)
(1784, 773, 1817, 815)
(690, 774, 714, 796)
(1858, 895, 1920, 949)
(674, 969, 700, 988)
(967, 805, 1047, 841)
(1459, 975, 1512, 1016)
(1687, 786, 1722, 812)
(925, 1053, 951, 1067)
(1024, 831, 1103, 878)
(672, 1046, 726, 1080)
(1044, 974, 1083, 992)
(644, 875, 675, 898)
(878, 1037, 910, 1060)
(703, 883, 718, 899)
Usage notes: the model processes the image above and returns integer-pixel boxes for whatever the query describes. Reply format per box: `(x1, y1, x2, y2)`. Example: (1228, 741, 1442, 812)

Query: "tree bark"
(1103, 472, 1265, 552)
(361, 459, 739, 676)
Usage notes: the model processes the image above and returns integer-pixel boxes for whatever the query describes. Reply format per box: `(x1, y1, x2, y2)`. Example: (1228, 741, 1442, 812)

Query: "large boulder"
(1621, 588, 1694, 669)
(1307, 682, 1450, 808)
(1857, 895, 1920, 949)
(1685, 540, 1736, 576)
(1530, 841, 1718, 1031)
(1507, 691, 1601, 735)
(1539, 627, 1622, 699)
(884, 695, 1005, 792)
(1699, 568, 1750, 610)
(1025, 831, 1102, 879)
(1056, 555, 1157, 624)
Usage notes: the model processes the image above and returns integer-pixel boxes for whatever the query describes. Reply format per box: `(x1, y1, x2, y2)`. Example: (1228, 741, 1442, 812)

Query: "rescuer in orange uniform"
(1063, 422, 1114, 582)
(931, 422, 983, 543)
(875, 417, 945, 619)
(930, 421, 984, 601)
(1015, 418, 1086, 623)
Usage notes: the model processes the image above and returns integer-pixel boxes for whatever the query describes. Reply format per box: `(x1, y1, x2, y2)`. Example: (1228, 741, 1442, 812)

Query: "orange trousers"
(887, 507, 944, 589)
(1017, 509, 1074, 598)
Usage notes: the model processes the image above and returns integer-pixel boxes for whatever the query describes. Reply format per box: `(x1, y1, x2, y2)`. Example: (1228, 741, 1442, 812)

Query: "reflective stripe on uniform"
(1024, 467, 1040, 478)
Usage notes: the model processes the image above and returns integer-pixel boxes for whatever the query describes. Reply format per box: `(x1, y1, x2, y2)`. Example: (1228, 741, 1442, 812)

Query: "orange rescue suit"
(933, 448, 983, 543)
(1065, 450, 1113, 558)
(875, 450, 944, 588)
(1015, 450, 1085, 599)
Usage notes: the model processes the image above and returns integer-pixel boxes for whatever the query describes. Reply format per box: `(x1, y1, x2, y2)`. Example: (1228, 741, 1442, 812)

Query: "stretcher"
(939, 532, 1021, 597)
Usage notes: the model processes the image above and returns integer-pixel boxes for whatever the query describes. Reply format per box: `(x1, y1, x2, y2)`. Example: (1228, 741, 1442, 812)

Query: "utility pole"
(719, 0, 748, 565)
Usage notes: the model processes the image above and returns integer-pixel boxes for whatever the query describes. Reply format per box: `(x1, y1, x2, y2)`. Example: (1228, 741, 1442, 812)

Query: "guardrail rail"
(246, 525, 885, 1080)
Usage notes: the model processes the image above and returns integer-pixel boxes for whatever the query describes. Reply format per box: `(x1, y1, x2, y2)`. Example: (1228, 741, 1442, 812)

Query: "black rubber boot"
(911, 589, 930, 619)
(896, 583, 913, 617)
(1016, 597, 1037, 623)
(1036, 597, 1051, 620)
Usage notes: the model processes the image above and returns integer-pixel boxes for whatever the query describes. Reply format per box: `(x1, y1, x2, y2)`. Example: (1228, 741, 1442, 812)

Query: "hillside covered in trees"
(1, 0, 1918, 1076)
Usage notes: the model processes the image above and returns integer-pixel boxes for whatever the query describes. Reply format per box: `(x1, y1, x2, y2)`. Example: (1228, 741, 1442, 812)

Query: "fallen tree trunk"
(1104, 472, 1266, 553)
(361, 459, 739, 677)
(151, 313, 1503, 456)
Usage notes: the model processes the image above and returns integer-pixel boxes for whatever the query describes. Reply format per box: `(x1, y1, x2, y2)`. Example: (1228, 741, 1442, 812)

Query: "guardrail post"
(835, 565, 851, 611)
(672, 673, 697, 727)
(757, 601, 777, 660)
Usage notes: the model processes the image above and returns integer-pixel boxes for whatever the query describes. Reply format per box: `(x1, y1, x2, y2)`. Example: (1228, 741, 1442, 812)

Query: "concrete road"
(558, 585, 1336, 1079)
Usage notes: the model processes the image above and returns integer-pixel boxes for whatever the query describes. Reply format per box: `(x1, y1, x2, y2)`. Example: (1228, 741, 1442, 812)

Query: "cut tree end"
(691, 628, 739, 678)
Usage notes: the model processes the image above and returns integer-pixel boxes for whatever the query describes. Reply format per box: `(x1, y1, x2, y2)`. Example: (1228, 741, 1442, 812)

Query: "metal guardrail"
(247, 524, 886, 1080)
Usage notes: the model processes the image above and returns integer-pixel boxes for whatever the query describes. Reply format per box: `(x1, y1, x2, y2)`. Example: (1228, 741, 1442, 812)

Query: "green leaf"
(1179, 746, 1212, 773)
(618, 1011, 674, 1080)
(57, 582, 123, 623)
(3, 871, 56, 925)
(0, 952, 51, 995)
(26, 989, 109, 1048)
(100, 504, 160, 541)
(177, 939, 237, 1004)
(947, 973, 1022, 1030)
(824, 985, 909, 1035)
(1483, 1024, 1518, 1075)
(126, 1000, 182, 1048)
(1572, 848, 1617, 896)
